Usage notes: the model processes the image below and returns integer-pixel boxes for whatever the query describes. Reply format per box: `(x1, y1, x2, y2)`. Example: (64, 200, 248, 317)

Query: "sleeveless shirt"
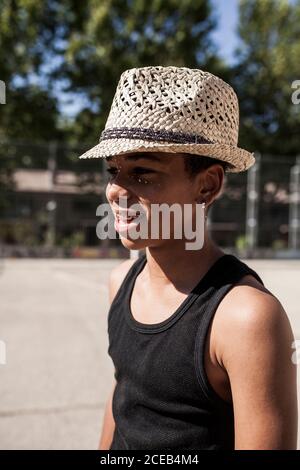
(107, 253, 265, 450)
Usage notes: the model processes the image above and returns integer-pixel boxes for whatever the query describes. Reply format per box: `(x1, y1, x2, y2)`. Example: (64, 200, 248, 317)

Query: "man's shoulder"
(212, 274, 293, 366)
(222, 279, 286, 329)
(222, 271, 275, 310)
(210, 275, 297, 450)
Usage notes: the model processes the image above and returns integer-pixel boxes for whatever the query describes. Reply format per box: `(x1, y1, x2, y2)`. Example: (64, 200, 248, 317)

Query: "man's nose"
(106, 179, 132, 201)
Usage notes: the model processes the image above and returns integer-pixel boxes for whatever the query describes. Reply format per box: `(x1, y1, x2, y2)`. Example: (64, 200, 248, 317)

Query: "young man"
(79, 66, 298, 450)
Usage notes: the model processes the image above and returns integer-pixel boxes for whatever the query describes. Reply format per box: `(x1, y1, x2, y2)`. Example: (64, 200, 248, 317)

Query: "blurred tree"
(232, 0, 300, 156)
(226, 0, 300, 249)
(0, 0, 63, 143)
(0, 0, 227, 183)
(61, 0, 227, 144)
(0, 0, 64, 203)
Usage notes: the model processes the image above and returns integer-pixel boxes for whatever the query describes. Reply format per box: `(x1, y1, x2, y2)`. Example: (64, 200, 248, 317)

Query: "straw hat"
(78, 66, 255, 173)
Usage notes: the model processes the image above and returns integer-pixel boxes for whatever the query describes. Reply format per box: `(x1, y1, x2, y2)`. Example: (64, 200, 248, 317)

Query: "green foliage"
(0, 0, 225, 183)
(62, 0, 225, 143)
(235, 234, 248, 251)
(232, 0, 300, 156)
(1, 0, 299, 153)
(58, 230, 85, 249)
(0, 0, 63, 140)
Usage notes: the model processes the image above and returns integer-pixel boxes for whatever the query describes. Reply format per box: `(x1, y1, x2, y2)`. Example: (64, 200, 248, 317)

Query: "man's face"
(105, 152, 204, 250)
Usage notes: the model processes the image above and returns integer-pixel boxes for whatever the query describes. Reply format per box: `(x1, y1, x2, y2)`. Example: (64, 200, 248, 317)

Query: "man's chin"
(119, 236, 147, 251)
(119, 235, 163, 251)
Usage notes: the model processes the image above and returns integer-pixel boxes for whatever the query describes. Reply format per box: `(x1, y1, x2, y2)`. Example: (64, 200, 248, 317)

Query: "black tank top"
(107, 253, 264, 450)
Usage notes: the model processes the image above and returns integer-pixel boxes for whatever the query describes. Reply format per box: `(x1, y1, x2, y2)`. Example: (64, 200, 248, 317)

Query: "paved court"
(0, 257, 299, 449)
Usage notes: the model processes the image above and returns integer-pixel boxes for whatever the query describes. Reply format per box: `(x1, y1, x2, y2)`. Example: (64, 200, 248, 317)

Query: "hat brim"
(78, 138, 255, 173)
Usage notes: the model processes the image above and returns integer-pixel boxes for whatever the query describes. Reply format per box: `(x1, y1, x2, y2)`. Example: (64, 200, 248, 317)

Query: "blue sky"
(211, 0, 297, 64)
(210, 0, 239, 64)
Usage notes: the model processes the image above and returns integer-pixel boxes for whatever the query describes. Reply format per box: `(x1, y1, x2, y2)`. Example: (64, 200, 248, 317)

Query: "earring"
(199, 200, 208, 220)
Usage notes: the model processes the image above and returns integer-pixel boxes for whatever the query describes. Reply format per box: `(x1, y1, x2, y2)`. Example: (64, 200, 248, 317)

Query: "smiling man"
(79, 66, 298, 450)
(105, 151, 216, 250)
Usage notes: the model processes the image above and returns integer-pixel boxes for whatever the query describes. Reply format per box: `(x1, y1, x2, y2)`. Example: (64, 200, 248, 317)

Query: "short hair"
(183, 154, 231, 178)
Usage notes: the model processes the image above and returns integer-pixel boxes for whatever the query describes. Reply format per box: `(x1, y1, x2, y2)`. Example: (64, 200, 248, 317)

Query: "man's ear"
(195, 164, 225, 205)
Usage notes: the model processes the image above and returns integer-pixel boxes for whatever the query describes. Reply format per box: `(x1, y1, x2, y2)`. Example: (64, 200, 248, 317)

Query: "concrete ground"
(0, 257, 299, 449)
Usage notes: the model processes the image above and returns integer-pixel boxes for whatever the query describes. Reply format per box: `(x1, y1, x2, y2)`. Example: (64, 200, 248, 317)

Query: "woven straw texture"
(78, 66, 255, 173)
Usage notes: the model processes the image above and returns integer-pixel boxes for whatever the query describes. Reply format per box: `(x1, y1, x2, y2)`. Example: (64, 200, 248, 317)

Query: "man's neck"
(142, 235, 225, 293)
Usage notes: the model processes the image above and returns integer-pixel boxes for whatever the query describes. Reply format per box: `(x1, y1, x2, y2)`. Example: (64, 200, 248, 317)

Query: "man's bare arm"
(98, 379, 117, 450)
(218, 289, 298, 449)
(98, 259, 136, 450)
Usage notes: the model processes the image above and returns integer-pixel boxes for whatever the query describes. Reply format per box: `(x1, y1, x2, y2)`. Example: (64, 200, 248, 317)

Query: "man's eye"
(105, 166, 156, 184)
(130, 168, 156, 184)
(105, 168, 118, 177)
(132, 167, 155, 175)
(105, 167, 126, 184)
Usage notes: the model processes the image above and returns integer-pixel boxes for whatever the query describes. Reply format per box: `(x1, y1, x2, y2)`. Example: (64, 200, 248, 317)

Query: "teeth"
(118, 215, 136, 222)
